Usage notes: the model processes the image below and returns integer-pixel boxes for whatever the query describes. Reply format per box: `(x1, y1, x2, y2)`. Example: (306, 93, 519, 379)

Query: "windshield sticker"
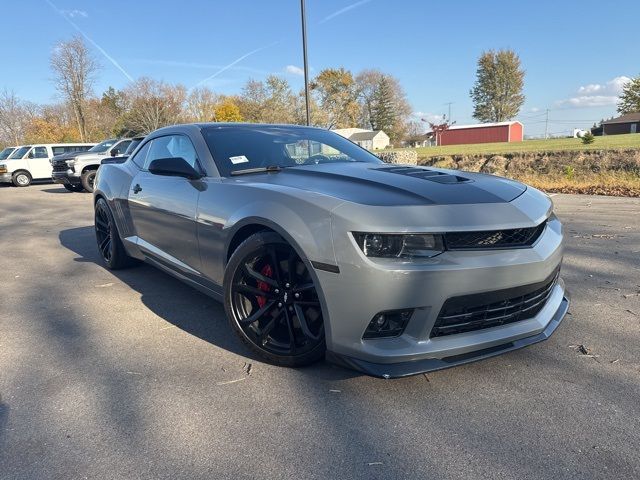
(230, 155, 249, 165)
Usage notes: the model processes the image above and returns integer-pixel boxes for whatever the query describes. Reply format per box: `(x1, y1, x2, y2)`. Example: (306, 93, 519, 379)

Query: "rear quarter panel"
(94, 161, 138, 246)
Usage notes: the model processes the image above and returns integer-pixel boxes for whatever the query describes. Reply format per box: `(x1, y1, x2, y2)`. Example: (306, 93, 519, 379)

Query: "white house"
(332, 128, 390, 150)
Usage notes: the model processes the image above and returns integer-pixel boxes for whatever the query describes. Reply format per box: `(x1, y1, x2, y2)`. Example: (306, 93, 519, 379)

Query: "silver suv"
(51, 138, 133, 192)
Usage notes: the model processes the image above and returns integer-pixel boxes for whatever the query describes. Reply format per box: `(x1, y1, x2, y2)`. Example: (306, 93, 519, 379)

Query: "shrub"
(563, 165, 575, 181)
(581, 132, 595, 145)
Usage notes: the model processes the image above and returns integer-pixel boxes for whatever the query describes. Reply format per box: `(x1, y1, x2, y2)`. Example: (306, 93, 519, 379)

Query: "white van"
(0, 143, 94, 187)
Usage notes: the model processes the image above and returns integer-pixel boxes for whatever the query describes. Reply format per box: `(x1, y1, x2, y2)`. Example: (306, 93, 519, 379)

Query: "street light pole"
(300, 0, 311, 126)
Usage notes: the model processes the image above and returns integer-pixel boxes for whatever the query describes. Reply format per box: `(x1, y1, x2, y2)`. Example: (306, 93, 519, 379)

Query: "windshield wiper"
(230, 165, 285, 176)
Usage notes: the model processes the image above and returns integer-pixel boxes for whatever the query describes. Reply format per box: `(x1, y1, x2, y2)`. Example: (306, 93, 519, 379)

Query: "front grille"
(52, 162, 71, 173)
(445, 221, 546, 250)
(431, 268, 560, 337)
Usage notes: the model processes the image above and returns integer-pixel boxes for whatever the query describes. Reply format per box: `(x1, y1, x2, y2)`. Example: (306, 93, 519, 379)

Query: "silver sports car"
(93, 123, 569, 378)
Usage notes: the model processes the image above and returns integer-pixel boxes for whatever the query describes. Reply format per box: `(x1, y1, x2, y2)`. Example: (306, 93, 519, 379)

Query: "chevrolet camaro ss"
(93, 123, 569, 378)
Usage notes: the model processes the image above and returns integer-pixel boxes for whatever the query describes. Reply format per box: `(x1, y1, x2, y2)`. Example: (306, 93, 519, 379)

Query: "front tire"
(94, 198, 136, 270)
(81, 170, 97, 193)
(12, 171, 32, 187)
(64, 184, 84, 192)
(223, 232, 326, 367)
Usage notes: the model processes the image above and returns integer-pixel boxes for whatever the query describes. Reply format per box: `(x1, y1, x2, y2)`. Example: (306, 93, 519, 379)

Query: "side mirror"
(110, 148, 119, 157)
(148, 157, 202, 180)
(28, 151, 34, 159)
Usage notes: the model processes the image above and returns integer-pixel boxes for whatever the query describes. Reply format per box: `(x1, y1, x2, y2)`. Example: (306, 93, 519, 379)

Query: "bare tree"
(50, 36, 99, 141)
(0, 89, 37, 146)
(185, 87, 220, 122)
(237, 76, 297, 124)
(120, 78, 186, 134)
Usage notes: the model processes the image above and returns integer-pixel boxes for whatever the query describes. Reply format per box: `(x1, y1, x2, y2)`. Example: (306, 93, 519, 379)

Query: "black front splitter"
(326, 295, 570, 379)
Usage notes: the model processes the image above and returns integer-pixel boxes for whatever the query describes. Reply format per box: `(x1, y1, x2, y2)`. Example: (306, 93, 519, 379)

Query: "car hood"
(234, 162, 526, 206)
(52, 151, 103, 162)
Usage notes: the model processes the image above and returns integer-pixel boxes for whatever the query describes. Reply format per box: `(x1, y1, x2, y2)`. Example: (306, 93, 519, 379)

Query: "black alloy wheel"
(94, 198, 135, 270)
(95, 200, 113, 263)
(224, 232, 325, 366)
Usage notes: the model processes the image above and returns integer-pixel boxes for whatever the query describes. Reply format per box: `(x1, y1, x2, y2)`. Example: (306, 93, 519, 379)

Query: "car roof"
(194, 122, 326, 131)
(149, 122, 328, 136)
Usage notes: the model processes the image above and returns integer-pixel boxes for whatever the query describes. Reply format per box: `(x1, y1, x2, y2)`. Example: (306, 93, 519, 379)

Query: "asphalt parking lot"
(1, 183, 639, 480)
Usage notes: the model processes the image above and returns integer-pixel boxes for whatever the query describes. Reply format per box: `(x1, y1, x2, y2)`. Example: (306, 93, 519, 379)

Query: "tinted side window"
(143, 135, 198, 170)
(113, 140, 131, 155)
(52, 146, 65, 155)
(31, 147, 48, 158)
(130, 141, 151, 168)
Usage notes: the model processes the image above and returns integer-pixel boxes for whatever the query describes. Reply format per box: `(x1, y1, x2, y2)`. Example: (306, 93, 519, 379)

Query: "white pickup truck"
(0, 143, 94, 187)
(51, 138, 134, 192)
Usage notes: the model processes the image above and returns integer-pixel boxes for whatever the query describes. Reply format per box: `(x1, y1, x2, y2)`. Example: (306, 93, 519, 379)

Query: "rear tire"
(81, 170, 97, 193)
(12, 171, 32, 187)
(224, 232, 326, 367)
(64, 184, 84, 192)
(94, 198, 136, 270)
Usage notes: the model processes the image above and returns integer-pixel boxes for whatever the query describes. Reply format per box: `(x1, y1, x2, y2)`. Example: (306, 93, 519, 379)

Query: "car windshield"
(8, 146, 30, 159)
(88, 139, 117, 153)
(202, 125, 383, 176)
(0, 147, 16, 160)
(125, 138, 142, 155)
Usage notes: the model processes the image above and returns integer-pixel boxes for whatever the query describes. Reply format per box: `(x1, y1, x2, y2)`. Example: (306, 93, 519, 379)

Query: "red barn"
(437, 121, 523, 146)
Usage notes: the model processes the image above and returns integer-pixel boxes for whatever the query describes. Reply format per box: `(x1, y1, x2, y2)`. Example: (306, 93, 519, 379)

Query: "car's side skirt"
(124, 235, 223, 301)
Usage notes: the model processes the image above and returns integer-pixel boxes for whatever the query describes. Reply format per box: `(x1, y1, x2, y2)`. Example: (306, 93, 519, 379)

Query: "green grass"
(396, 133, 640, 158)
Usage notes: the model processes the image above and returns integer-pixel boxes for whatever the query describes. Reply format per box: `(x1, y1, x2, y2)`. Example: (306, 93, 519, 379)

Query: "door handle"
(132, 183, 142, 194)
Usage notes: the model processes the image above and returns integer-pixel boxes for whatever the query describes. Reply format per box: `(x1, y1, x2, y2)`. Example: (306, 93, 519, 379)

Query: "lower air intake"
(431, 268, 560, 337)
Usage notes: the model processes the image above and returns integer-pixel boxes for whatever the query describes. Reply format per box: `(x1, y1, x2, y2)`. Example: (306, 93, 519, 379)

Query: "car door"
(26, 146, 51, 179)
(127, 134, 203, 275)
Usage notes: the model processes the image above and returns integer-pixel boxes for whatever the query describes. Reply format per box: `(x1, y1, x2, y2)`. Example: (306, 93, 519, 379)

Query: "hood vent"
(373, 166, 472, 184)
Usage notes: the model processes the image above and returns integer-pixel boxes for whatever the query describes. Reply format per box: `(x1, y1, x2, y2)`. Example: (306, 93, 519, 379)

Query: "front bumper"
(328, 290, 569, 378)
(52, 170, 81, 186)
(314, 188, 567, 377)
(0, 172, 12, 183)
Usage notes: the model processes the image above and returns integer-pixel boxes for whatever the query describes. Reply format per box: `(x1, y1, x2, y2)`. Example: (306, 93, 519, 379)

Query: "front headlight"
(353, 233, 444, 258)
(0, 164, 7, 174)
(65, 158, 77, 166)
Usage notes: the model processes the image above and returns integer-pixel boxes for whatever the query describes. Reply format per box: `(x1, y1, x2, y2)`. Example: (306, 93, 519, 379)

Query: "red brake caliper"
(256, 264, 273, 308)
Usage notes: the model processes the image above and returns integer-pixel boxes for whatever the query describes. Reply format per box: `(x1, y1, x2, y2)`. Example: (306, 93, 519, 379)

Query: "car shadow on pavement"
(0, 401, 8, 459)
(41, 187, 74, 194)
(58, 225, 358, 381)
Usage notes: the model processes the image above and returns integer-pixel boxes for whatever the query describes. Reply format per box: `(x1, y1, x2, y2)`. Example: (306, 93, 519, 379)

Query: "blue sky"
(1, 0, 637, 137)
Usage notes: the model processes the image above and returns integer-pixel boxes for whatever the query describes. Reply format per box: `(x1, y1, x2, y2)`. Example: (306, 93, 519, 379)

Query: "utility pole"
(444, 102, 453, 122)
(300, 0, 311, 126)
(544, 109, 549, 139)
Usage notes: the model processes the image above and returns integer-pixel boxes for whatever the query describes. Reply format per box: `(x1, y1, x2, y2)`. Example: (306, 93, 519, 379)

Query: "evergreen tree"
(371, 75, 396, 132)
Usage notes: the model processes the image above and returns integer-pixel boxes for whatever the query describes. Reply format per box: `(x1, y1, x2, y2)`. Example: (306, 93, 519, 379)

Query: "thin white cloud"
(319, 0, 373, 24)
(191, 41, 279, 90)
(556, 76, 631, 108)
(44, 0, 133, 82)
(62, 9, 87, 18)
(285, 65, 304, 76)
(413, 112, 444, 124)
